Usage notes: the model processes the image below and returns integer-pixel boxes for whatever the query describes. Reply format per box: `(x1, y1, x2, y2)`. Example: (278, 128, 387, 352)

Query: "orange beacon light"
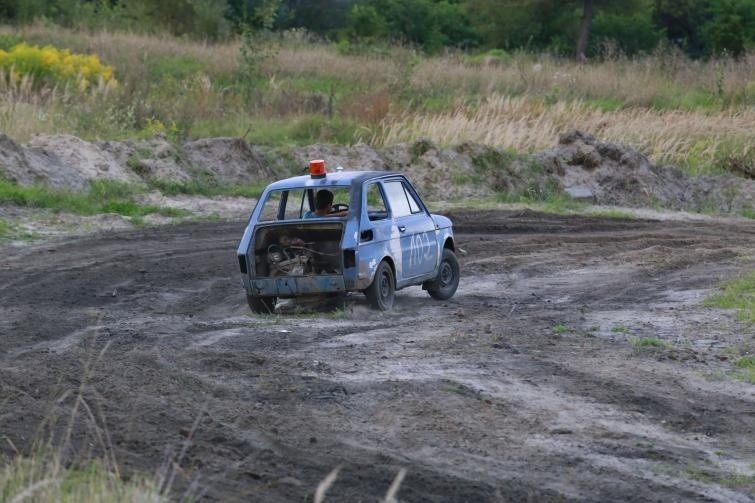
(309, 159, 326, 178)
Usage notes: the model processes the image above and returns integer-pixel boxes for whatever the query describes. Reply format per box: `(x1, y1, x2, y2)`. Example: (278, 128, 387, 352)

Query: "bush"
(0, 43, 116, 90)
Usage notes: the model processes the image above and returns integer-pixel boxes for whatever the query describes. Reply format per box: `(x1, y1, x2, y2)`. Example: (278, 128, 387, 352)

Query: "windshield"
(258, 187, 351, 222)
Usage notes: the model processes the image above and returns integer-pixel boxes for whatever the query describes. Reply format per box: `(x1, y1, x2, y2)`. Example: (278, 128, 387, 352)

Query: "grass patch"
(611, 325, 630, 334)
(552, 324, 569, 334)
(146, 54, 204, 82)
(0, 179, 188, 219)
(734, 356, 755, 384)
(286, 74, 360, 96)
(683, 463, 755, 490)
(190, 115, 365, 145)
(651, 89, 722, 112)
(704, 271, 755, 324)
(630, 336, 671, 349)
(739, 207, 755, 219)
(589, 209, 637, 219)
(586, 96, 625, 112)
(496, 191, 587, 214)
(0, 218, 12, 239)
(147, 179, 266, 199)
(1, 452, 162, 502)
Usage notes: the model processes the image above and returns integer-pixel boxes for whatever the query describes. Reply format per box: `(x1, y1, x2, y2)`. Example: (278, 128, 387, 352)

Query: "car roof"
(265, 170, 402, 191)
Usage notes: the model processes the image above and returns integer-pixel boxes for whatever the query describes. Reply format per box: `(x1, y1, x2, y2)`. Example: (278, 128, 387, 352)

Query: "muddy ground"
(0, 210, 753, 502)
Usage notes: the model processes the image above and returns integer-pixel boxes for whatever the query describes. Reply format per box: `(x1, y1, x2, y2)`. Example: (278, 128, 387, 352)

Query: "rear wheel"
(426, 249, 460, 300)
(247, 294, 277, 314)
(365, 260, 395, 311)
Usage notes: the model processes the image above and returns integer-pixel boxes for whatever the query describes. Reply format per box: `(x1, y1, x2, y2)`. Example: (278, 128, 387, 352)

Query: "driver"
(304, 189, 348, 218)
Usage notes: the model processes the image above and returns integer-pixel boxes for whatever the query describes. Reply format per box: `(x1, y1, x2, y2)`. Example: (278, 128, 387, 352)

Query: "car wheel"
(365, 260, 395, 311)
(426, 249, 460, 300)
(247, 294, 277, 314)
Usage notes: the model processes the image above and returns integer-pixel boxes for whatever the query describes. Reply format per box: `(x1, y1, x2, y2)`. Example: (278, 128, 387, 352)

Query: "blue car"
(237, 161, 459, 312)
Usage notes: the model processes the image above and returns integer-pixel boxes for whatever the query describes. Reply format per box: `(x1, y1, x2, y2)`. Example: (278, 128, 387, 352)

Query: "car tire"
(247, 294, 277, 314)
(365, 260, 395, 311)
(426, 249, 460, 300)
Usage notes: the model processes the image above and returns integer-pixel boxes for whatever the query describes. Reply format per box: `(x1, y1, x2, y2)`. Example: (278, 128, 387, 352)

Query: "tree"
(575, 0, 593, 60)
(468, 0, 656, 58)
(348, 0, 478, 52)
(702, 0, 755, 57)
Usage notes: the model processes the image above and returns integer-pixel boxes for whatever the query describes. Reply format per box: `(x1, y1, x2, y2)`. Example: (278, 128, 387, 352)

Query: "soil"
(2, 131, 753, 214)
(1, 210, 754, 502)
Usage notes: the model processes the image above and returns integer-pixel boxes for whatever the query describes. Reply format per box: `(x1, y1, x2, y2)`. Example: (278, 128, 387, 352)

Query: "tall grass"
(374, 95, 755, 175)
(1, 452, 162, 502)
(0, 24, 752, 175)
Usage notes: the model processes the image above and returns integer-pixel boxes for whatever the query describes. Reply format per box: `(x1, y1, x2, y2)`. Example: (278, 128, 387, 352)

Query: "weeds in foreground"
(704, 271, 755, 324)
(0, 452, 162, 502)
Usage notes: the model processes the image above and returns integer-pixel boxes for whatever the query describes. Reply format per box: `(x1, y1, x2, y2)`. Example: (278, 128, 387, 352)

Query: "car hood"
(431, 214, 453, 229)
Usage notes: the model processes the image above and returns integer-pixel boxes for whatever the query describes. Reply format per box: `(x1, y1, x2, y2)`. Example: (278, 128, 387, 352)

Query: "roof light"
(309, 159, 326, 179)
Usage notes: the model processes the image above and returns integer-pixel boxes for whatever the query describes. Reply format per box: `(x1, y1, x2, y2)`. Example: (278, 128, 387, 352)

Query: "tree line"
(0, 0, 753, 58)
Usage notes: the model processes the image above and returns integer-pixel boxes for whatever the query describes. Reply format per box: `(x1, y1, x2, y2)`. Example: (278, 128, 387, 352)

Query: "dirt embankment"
(0, 131, 752, 215)
(0, 211, 753, 501)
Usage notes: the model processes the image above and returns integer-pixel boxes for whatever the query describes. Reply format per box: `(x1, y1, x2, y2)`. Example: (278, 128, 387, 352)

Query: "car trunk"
(251, 222, 344, 278)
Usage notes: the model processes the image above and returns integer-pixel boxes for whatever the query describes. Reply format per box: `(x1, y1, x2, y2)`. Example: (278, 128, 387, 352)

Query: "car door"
(382, 179, 438, 281)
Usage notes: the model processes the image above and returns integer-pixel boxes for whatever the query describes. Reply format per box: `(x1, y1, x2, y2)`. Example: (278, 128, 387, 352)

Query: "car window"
(304, 187, 351, 217)
(365, 183, 388, 221)
(331, 188, 350, 208)
(403, 182, 422, 214)
(259, 190, 282, 221)
(383, 181, 412, 218)
(283, 189, 306, 220)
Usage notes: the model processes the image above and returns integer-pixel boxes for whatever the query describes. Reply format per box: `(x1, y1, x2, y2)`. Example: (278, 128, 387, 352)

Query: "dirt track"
(1, 210, 754, 502)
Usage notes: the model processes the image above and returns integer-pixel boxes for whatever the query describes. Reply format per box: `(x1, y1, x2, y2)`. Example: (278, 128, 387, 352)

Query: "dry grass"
(412, 49, 755, 108)
(1, 23, 240, 77)
(0, 25, 751, 175)
(271, 46, 401, 87)
(1, 452, 163, 502)
(375, 95, 755, 175)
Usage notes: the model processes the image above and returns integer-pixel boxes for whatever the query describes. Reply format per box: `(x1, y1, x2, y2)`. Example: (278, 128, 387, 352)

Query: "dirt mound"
(26, 134, 139, 190)
(0, 135, 276, 191)
(0, 131, 752, 214)
(184, 137, 274, 185)
(537, 130, 754, 213)
(98, 137, 193, 183)
(288, 143, 386, 172)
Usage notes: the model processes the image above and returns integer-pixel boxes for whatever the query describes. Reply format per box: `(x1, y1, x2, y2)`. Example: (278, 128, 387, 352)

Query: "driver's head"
(315, 189, 334, 211)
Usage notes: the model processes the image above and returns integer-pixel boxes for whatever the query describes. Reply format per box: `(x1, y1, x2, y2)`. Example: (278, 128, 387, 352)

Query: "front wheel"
(365, 260, 395, 311)
(247, 294, 277, 314)
(425, 249, 460, 300)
